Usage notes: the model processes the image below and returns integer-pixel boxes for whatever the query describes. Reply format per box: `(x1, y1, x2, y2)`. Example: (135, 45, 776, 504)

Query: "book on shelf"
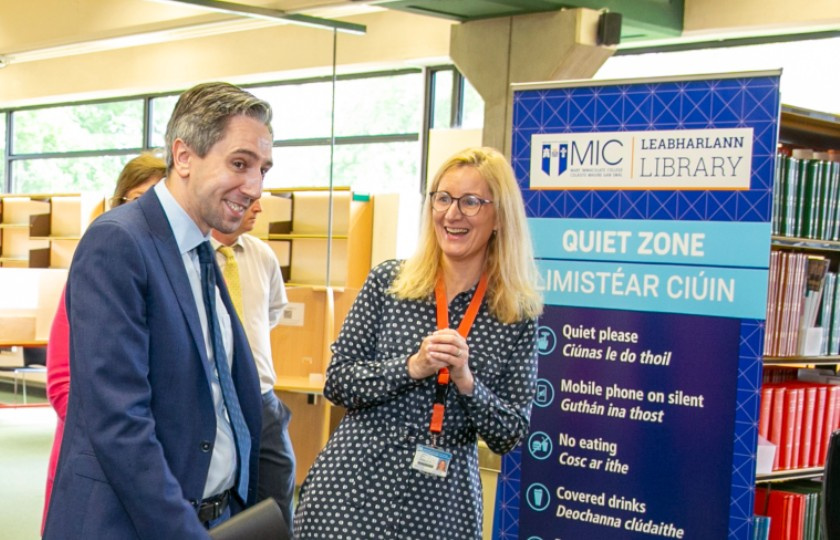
(780, 480, 824, 540)
(764, 252, 807, 356)
(797, 384, 817, 469)
(752, 514, 771, 540)
(759, 375, 840, 471)
(811, 384, 827, 467)
(798, 256, 829, 356)
(754, 486, 805, 540)
(773, 147, 840, 241)
(781, 387, 800, 470)
(831, 275, 840, 355)
(818, 272, 837, 356)
(764, 252, 840, 358)
(755, 478, 824, 540)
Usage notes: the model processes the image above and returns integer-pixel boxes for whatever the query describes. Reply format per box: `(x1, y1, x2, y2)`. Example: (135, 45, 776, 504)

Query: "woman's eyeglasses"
(429, 191, 493, 217)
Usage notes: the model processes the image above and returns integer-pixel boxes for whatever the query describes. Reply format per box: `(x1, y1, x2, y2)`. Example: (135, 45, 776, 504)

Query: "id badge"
(411, 444, 452, 478)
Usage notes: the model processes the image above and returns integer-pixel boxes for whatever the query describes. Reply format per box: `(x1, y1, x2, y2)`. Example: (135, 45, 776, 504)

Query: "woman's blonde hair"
(390, 147, 543, 323)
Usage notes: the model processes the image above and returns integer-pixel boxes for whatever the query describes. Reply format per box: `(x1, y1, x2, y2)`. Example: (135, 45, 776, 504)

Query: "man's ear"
(171, 138, 192, 178)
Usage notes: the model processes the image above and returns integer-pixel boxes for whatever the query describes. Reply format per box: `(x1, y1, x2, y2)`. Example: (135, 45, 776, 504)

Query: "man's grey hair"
(164, 82, 273, 170)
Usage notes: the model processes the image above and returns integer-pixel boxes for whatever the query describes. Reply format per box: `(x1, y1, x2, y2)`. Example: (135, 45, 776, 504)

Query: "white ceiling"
(0, 0, 381, 63)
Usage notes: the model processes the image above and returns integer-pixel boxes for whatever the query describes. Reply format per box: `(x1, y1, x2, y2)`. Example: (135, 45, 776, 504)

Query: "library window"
(256, 71, 423, 194)
(1, 66, 476, 197)
(12, 155, 128, 194)
(252, 82, 335, 140)
(428, 67, 485, 130)
(334, 73, 422, 137)
(11, 100, 145, 193)
(461, 79, 484, 130)
(150, 95, 178, 149)
(13, 100, 144, 154)
(265, 141, 419, 194)
(596, 35, 840, 114)
(431, 69, 455, 129)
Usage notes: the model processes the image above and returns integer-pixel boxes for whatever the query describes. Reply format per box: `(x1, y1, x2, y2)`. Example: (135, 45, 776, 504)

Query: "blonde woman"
(295, 147, 543, 539)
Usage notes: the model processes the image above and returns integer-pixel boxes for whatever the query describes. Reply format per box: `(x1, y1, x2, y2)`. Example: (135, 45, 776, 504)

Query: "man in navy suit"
(43, 82, 273, 539)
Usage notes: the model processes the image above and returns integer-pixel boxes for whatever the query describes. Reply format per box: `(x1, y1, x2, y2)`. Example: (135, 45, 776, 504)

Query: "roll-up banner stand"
(493, 71, 781, 540)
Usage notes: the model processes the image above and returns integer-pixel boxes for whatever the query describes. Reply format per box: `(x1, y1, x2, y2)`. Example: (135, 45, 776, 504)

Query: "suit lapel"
(136, 191, 214, 384)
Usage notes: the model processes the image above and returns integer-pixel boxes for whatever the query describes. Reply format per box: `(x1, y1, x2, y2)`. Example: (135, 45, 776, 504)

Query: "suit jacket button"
(200, 441, 212, 452)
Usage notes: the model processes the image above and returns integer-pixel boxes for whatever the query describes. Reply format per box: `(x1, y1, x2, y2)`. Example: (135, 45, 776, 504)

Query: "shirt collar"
(154, 181, 209, 254)
(209, 234, 244, 252)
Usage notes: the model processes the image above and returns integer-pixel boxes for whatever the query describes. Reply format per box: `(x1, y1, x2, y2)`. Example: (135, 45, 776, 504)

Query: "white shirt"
(154, 182, 237, 498)
(212, 232, 288, 394)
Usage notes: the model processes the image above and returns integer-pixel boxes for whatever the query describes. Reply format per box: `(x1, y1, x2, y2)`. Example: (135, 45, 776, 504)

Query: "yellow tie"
(217, 245, 243, 320)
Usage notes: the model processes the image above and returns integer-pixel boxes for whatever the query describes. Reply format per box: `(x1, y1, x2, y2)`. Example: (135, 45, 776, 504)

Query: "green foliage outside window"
(252, 83, 334, 140)
(13, 100, 143, 154)
(4, 69, 479, 197)
(431, 70, 454, 129)
(13, 155, 128, 195)
(461, 79, 484, 130)
(334, 74, 422, 136)
(150, 95, 178, 149)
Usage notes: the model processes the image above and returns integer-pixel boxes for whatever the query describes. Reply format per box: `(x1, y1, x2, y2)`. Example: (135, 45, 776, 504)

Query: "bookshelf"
(0, 194, 51, 268)
(29, 194, 105, 268)
(254, 187, 373, 289)
(0, 193, 104, 269)
(756, 467, 824, 484)
(755, 106, 840, 540)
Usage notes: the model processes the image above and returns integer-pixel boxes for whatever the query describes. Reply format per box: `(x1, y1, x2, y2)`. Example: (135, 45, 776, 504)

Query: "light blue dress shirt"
(154, 181, 237, 498)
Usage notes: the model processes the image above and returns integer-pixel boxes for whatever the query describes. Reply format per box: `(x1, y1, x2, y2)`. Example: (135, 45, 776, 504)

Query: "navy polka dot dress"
(294, 260, 538, 539)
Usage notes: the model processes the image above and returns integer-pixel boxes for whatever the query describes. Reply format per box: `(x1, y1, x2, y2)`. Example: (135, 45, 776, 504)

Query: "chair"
(822, 429, 840, 540)
(0, 346, 47, 404)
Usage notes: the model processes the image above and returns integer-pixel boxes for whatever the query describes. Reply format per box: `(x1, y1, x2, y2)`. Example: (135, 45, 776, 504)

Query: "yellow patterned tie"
(217, 245, 243, 320)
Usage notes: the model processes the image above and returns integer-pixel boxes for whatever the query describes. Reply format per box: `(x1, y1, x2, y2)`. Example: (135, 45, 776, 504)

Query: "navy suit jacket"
(43, 189, 262, 539)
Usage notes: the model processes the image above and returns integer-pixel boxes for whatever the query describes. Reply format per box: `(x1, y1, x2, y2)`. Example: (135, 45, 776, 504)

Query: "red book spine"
(769, 385, 786, 470)
(834, 385, 840, 431)
(811, 384, 827, 466)
(780, 386, 799, 469)
(759, 385, 774, 439)
(820, 385, 840, 466)
(768, 491, 792, 540)
(798, 385, 817, 468)
(790, 387, 805, 469)
(788, 492, 805, 540)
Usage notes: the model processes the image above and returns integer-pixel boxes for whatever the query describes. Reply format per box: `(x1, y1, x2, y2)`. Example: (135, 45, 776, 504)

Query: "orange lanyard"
(429, 272, 488, 436)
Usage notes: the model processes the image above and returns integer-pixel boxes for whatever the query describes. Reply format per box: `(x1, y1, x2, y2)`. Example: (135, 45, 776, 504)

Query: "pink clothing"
(42, 287, 70, 532)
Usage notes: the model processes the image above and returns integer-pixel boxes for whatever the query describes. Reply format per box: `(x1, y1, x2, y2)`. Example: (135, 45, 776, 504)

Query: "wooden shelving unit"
(0, 194, 51, 268)
(257, 188, 375, 485)
(0, 193, 103, 269)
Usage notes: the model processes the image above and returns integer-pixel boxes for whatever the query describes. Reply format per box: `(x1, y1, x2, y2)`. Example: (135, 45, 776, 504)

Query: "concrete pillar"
(450, 8, 616, 153)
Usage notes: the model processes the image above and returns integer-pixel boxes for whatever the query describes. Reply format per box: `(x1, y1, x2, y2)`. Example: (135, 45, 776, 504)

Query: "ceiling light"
(155, 0, 366, 35)
(2, 18, 278, 65)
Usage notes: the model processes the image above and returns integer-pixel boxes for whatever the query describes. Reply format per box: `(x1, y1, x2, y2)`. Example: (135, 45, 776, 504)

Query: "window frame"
(1, 65, 477, 195)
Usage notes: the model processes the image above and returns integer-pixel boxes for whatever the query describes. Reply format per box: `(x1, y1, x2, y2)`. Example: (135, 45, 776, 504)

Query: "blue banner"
(495, 72, 780, 540)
